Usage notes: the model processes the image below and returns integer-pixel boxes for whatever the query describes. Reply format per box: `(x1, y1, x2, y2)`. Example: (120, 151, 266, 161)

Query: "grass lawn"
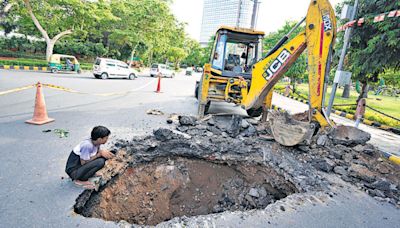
(276, 83, 400, 128)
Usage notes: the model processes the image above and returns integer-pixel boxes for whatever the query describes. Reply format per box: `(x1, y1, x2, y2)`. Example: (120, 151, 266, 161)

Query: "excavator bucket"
(268, 111, 315, 146)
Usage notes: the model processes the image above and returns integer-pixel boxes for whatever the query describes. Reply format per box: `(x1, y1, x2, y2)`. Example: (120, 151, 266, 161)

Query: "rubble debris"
(226, 115, 242, 137)
(167, 114, 179, 124)
(146, 109, 164, 115)
(329, 125, 371, 146)
(178, 115, 197, 126)
(73, 114, 400, 226)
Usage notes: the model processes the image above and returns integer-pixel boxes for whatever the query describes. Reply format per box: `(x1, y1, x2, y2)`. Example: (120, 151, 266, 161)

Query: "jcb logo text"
(263, 49, 291, 80)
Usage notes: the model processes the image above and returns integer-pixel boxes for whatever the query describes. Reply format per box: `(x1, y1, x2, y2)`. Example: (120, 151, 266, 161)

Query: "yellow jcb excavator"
(196, 0, 338, 146)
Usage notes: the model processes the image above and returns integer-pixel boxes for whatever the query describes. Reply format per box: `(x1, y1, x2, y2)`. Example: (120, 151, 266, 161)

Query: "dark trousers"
(70, 158, 106, 181)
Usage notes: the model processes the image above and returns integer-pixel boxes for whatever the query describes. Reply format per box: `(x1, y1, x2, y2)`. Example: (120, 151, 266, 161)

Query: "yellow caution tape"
(0, 84, 35, 96)
(0, 79, 156, 97)
(42, 79, 156, 96)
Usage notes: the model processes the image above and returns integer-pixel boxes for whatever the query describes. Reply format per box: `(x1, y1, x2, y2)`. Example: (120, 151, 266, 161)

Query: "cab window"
(212, 34, 226, 70)
(224, 42, 246, 72)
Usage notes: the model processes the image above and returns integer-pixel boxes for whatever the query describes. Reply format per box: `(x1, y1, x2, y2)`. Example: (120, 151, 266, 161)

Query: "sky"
(171, 0, 343, 40)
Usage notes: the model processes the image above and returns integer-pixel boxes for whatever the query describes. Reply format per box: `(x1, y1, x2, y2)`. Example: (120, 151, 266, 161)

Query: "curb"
(381, 151, 400, 165)
(0, 65, 48, 71)
(276, 92, 400, 136)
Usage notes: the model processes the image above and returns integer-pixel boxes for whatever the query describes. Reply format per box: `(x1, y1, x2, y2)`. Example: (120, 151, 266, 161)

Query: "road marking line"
(0, 85, 35, 96)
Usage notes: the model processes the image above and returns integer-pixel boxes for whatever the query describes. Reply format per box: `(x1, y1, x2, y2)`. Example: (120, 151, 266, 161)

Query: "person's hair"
(91, 126, 111, 140)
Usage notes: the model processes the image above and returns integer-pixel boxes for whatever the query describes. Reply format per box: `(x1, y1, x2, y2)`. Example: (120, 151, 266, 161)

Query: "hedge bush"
(0, 58, 93, 70)
(0, 59, 47, 67)
(0, 50, 46, 59)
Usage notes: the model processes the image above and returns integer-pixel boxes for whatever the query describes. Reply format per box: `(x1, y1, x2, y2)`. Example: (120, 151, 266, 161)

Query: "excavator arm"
(240, 0, 337, 145)
(240, 0, 336, 145)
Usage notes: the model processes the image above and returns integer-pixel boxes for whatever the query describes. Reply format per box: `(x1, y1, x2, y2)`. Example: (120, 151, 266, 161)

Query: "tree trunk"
(46, 41, 55, 61)
(342, 83, 351, 98)
(291, 76, 296, 93)
(357, 82, 369, 101)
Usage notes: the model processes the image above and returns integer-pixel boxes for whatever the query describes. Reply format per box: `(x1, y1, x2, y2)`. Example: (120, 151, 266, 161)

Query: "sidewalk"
(272, 93, 400, 156)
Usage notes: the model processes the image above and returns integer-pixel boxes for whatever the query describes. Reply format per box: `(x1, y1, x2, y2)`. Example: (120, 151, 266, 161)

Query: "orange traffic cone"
(155, 74, 161, 93)
(25, 82, 54, 125)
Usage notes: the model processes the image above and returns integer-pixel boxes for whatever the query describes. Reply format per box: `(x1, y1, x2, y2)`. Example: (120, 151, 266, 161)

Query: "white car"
(93, 58, 138, 80)
(150, 64, 175, 78)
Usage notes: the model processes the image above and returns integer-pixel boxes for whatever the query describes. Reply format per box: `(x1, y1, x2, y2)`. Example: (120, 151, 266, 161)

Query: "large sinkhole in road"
(77, 156, 299, 226)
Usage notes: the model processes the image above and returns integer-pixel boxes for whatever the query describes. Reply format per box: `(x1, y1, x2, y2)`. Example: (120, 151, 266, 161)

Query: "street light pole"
(326, 0, 359, 117)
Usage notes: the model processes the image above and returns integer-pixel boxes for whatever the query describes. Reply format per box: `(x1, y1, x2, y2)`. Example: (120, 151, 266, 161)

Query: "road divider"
(0, 79, 156, 97)
(0, 65, 47, 71)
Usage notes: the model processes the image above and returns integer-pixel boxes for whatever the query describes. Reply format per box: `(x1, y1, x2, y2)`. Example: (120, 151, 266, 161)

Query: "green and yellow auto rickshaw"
(48, 54, 81, 74)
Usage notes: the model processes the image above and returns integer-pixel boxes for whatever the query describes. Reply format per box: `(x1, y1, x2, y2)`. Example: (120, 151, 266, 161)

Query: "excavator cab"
(210, 27, 264, 78)
(196, 27, 265, 116)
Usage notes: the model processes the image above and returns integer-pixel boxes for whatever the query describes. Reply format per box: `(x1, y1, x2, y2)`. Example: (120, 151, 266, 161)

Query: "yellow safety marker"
(24, 66, 30, 70)
(33, 67, 39, 71)
(0, 84, 35, 96)
(14, 66, 20, 70)
(4, 65, 10, 70)
(1, 78, 156, 97)
(42, 67, 47, 71)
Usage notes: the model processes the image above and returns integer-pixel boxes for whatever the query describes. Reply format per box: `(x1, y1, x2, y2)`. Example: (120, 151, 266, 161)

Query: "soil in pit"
(80, 157, 298, 225)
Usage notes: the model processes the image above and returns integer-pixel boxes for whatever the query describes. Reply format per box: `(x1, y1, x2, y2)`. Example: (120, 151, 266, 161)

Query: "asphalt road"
(0, 69, 398, 227)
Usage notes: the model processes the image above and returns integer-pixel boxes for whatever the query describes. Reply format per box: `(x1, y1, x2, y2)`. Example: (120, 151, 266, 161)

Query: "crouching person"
(65, 126, 114, 189)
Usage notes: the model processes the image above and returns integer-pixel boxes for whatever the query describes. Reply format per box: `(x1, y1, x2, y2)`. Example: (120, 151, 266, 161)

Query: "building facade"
(199, 0, 258, 46)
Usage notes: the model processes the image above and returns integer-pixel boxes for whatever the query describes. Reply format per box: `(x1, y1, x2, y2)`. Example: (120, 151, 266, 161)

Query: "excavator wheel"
(268, 110, 316, 146)
(246, 107, 263, 117)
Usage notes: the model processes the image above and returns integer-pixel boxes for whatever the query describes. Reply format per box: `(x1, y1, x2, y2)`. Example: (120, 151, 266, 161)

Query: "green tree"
(106, 0, 187, 65)
(182, 38, 205, 67)
(344, 0, 400, 99)
(9, 0, 114, 60)
(263, 21, 307, 92)
(167, 47, 187, 69)
(0, 0, 17, 33)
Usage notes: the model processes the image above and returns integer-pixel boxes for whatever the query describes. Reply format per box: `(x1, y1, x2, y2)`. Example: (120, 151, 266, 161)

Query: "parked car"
(93, 58, 138, 80)
(185, 66, 193, 76)
(195, 66, 203, 73)
(150, 64, 175, 78)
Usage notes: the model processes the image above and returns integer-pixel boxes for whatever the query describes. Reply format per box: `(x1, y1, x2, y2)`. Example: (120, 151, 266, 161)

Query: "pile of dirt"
(74, 114, 400, 226)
